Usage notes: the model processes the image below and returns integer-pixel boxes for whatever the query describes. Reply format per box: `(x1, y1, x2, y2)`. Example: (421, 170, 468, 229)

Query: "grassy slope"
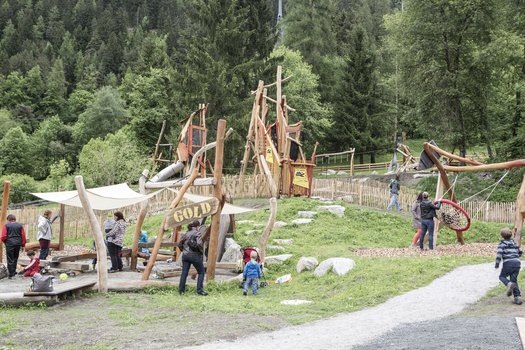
(0, 198, 511, 330)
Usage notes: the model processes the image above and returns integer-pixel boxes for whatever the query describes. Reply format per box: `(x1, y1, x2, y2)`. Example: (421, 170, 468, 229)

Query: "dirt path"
(183, 263, 506, 350)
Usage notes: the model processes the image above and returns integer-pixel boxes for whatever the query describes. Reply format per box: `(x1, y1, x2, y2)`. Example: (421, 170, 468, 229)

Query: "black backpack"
(187, 232, 202, 252)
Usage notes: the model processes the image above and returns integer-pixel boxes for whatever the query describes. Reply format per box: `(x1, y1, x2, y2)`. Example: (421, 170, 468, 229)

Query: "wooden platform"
(24, 280, 96, 300)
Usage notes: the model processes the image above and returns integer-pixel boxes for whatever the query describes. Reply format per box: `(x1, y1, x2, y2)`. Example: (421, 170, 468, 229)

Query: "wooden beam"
(441, 159, 525, 172)
(142, 168, 199, 280)
(131, 169, 149, 270)
(145, 177, 215, 189)
(74, 175, 108, 292)
(425, 142, 483, 166)
(0, 180, 10, 263)
(258, 155, 277, 263)
(515, 172, 525, 246)
(58, 204, 65, 251)
(206, 119, 226, 281)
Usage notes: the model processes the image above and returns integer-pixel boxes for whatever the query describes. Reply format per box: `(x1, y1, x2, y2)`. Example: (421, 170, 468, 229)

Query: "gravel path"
(184, 263, 504, 350)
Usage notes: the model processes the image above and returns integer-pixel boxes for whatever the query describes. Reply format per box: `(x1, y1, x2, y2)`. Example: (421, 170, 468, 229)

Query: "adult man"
(178, 220, 208, 296)
(387, 175, 401, 211)
(419, 192, 441, 250)
(1, 214, 26, 278)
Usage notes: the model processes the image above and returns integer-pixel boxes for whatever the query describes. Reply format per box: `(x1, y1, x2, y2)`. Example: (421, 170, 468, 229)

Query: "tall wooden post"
(206, 119, 226, 281)
(433, 174, 445, 247)
(0, 181, 11, 263)
(142, 169, 199, 280)
(515, 172, 525, 246)
(75, 176, 108, 292)
(58, 204, 65, 251)
(131, 169, 149, 270)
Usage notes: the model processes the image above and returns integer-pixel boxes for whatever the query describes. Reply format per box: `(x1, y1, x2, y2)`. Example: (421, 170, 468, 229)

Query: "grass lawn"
(0, 197, 514, 342)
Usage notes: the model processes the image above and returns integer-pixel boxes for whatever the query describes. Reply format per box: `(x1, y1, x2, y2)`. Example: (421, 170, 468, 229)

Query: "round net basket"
(436, 199, 471, 232)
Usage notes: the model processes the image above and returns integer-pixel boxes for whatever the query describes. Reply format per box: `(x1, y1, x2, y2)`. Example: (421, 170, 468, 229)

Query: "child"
(495, 227, 523, 305)
(243, 250, 262, 296)
(21, 250, 40, 277)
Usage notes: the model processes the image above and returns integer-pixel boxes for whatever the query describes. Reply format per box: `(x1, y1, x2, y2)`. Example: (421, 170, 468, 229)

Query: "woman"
(106, 211, 127, 272)
(178, 220, 207, 296)
(37, 210, 56, 260)
(411, 192, 424, 247)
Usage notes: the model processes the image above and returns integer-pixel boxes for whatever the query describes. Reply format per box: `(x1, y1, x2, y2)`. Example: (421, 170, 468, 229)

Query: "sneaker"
(243, 291, 247, 296)
(507, 283, 516, 297)
(197, 291, 208, 296)
(514, 296, 523, 305)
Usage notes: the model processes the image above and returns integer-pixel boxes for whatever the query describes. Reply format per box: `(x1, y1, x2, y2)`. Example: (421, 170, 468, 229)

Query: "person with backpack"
(178, 220, 207, 296)
(1, 214, 26, 279)
(387, 175, 402, 211)
(419, 192, 441, 251)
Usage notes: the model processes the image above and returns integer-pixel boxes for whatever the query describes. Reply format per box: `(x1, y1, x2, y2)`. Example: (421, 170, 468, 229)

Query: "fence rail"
(311, 178, 517, 225)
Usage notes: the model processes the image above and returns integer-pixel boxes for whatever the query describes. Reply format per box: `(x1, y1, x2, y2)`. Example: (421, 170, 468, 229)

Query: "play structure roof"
(31, 183, 162, 210)
(167, 189, 258, 215)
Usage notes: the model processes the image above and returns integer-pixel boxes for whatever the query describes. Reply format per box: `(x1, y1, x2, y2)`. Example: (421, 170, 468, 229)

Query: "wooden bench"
(24, 280, 96, 301)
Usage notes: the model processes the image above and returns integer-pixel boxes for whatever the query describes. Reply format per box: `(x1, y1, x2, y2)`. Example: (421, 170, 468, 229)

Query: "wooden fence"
(314, 162, 391, 175)
(9, 175, 272, 241)
(311, 178, 517, 225)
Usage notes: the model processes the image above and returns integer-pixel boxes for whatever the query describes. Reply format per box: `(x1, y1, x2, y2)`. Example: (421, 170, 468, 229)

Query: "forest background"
(0, 0, 525, 203)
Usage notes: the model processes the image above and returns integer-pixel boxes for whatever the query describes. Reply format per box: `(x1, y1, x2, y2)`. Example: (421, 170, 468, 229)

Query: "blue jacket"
(243, 260, 262, 278)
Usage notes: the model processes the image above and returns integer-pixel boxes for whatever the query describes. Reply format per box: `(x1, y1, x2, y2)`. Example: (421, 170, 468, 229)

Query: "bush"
(0, 173, 39, 204)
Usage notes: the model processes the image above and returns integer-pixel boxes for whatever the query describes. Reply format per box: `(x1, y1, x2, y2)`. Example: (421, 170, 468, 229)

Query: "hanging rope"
(438, 173, 459, 201)
(460, 170, 510, 220)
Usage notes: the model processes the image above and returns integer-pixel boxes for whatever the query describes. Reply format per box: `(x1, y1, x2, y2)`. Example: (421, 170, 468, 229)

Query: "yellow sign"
(265, 147, 273, 164)
(165, 198, 219, 228)
(293, 167, 309, 189)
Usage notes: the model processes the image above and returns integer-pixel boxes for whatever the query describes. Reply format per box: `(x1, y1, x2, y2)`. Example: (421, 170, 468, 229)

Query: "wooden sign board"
(165, 198, 219, 228)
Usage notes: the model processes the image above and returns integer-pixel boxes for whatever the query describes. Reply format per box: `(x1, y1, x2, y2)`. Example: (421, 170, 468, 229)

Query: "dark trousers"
(6, 244, 21, 277)
(107, 242, 123, 271)
(39, 239, 50, 260)
(179, 253, 205, 294)
(500, 262, 522, 297)
(419, 219, 435, 250)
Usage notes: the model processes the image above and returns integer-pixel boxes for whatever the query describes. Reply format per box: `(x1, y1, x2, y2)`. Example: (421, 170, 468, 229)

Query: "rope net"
(438, 199, 471, 232)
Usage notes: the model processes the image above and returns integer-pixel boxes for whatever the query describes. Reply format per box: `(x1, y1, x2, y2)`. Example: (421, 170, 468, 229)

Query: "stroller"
(238, 247, 268, 288)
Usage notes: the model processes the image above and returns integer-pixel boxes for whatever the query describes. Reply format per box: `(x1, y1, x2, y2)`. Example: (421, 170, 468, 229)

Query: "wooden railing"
(311, 178, 516, 225)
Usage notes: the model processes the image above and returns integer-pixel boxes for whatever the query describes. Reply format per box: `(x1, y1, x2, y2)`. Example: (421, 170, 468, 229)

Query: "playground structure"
(419, 142, 525, 246)
(239, 66, 318, 197)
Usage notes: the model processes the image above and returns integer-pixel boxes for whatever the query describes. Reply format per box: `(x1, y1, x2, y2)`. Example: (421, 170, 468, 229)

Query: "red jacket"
(23, 257, 40, 277)
(1, 220, 26, 247)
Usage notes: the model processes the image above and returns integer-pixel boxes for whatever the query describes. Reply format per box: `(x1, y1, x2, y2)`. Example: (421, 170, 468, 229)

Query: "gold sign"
(293, 167, 309, 189)
(266, 147, 274, 164)
(165, 198, 220, 228)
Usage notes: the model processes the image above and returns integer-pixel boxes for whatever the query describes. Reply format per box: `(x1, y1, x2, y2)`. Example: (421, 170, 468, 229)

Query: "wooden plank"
(24, 281, 96, 297)
(18, 258, 91, 271)
(51, 253, 98, 263)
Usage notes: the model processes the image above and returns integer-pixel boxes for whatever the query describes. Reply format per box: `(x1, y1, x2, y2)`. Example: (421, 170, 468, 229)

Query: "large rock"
(265, 254, 293, 265)
(220, 238, 242, 263)
(273, 239, 293, 245)
(273, 221, 288, 228)
(268, 245, 286, 252)
(296, 257, 319, 273)
(314, 258, 355, 277)
(297, 211, 317, 218)
(245, 230, 261, 235)
(291, 218, 313, 225)
(317, 205, 345, 217)
(326, 169, 337, 175)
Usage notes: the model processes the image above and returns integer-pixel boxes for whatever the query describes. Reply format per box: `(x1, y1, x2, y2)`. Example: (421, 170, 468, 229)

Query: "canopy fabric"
(167, 189, 258, 215)
(31, 183, 162, 210)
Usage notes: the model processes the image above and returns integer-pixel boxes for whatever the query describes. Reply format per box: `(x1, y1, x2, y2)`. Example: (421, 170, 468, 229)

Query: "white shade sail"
(31, 183, 163, 210)
(167, 189, 258, 215)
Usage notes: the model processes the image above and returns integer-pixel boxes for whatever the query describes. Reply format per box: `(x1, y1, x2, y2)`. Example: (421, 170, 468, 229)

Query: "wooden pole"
(433, 174, 444, 247)
(131, 169, 149, 270)
(0, 181, 11, 263)
(74, 176, 108, 292)
(514, 172, 525, 246)
(206, 119, 226, 281)
(142, 168, 199, 280)
(58, 204, 65, 251)
(258, 155, 278, 263)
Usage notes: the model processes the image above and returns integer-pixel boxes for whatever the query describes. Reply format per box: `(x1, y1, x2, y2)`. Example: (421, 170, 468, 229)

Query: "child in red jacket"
(21, 250, 40, 277)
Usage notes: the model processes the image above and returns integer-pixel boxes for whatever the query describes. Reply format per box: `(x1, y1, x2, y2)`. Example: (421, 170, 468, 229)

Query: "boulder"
(296, 257, 319, 273)
(273, 221, 288, 228)
(297, 211, 317, 218)
(291, 218, 313, 225)
(220, 239, 242, 263)
(265, 254, 293, 265)
(273, 239, 293, 245)
(268, 245, 286, 252)
(253, 223, 265, 228)
(314, 258, 355, 277)
(245, 230, 261, 235)
(336, 171, 347, 175)
(317, 205, 346, 217)
(326, 169, 337, 175)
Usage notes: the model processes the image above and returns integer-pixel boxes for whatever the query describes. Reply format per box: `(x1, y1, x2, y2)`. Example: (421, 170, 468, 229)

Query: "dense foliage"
(0, 0, 524, 199)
